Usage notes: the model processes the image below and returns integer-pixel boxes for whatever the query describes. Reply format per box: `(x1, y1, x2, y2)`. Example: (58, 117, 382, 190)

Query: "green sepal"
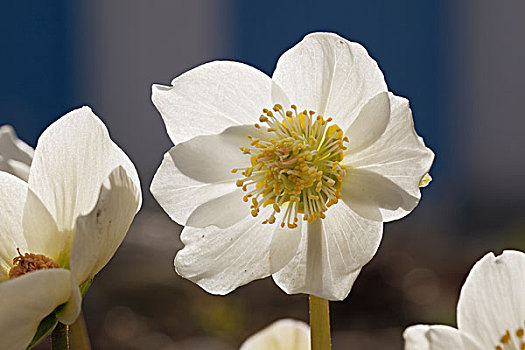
(26, 278, 92, 349)
(79, 279, 92, 297)
(26, 313, 58, 349)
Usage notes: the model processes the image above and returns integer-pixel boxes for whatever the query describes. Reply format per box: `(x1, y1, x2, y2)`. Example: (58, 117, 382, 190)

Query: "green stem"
(51, 323, 69, 350)
(309, 295, 331, 350)
(307, 219, 332, 349)
(310, 295, 332, 350)
(70, 311, 92, 350)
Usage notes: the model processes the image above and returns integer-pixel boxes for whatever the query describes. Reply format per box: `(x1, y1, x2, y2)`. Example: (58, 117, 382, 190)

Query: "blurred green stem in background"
(309, 295, 331, 349)
(70, 311, 92, 350)
(51, 323, 69, 350)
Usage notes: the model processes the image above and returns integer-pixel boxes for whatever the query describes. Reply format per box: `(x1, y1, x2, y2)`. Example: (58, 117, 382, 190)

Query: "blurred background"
(2, 0, 525, 349)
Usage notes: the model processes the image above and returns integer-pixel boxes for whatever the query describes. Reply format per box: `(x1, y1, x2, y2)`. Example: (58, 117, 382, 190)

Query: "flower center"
(233, 104, 347, 228)
(495, 325, 525, 350)
(8, 248, 60, 279)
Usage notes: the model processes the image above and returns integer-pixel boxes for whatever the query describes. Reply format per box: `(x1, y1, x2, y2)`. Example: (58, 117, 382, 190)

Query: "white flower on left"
(240, 319, 310, 350)
(0, 107, 141, 350)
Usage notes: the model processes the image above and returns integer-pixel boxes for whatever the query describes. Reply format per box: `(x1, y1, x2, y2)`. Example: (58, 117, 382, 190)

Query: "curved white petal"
(0, 125, 34, 182)
(174, 206, 302, 295)
(0, 172, 28, 280)
(403, 325, 465, 350)
(151, 125, 263, 228)
(344, 92, 390, 154)
(345, 93, 434, 202)
(0, 269, 72, 350)
(271, 81, 291, 108)
(272, 32, 387, 131)
(70, 166, 140, 286)
(56, 283, 82, 325)
(457, 250, 525, 349)
(151, 149, 239, 228)
(186, 189, 249, 229)
(341, 168, 419, 222)
(27, 106, 141, 234)
(152, 61, 274, 144)
(240, 319, 310, 350)
(22, 189, 63, 265)
(272, 202, 383, 300)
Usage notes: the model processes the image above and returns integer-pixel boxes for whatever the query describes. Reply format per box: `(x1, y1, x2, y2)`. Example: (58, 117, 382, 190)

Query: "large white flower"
(240, 319, 310, 350)
(404, 250, 525, 350)
(0, 125, 34, 181)
(0, 107, 141, 350)
(151, 32, 434, 301)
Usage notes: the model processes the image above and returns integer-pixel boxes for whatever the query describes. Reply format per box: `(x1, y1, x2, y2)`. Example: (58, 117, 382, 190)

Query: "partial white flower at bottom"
(240, 319, 310, 350)
(0, 107, 141, 350)
(0, 125, 34, 181)
(403, 250, 525, 350)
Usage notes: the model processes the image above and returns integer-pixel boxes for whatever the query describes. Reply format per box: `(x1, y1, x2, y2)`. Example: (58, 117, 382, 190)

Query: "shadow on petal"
(342, 168, 419, 222)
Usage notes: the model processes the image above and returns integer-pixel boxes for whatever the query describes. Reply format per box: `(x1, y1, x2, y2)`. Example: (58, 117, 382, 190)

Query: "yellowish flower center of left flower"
(8, 248, 60, 279)
(233, 104, 347, 228)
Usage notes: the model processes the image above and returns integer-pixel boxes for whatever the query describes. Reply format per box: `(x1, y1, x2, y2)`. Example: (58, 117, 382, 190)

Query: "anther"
(235, 104, 348, 226)
(9, 248, 60, 279)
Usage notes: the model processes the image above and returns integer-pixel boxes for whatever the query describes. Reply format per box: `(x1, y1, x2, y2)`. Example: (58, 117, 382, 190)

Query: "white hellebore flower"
(0, 107, 141, 350)
(0, 125, 34, 181)
(240, 319, 310, 350)
(404, 250, 525, 350)
(151, 32, 434, 301)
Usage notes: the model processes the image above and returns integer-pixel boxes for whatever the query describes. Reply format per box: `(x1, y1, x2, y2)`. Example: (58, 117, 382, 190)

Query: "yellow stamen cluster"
(233, 104, 347, 228)
(8, 248, 60, 279)
(495, 324, 525, 350)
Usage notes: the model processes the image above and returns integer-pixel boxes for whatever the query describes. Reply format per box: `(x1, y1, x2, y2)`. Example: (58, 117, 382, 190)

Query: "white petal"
(56, 283, 82, 325)
(0, 125, 34, 182)
(345, 93, 434, 203)
(186, 189, 249, 229)
(457, 250, 525, 349)
(151, 125, 262, 228)
(0, 172, 28, 280)
(152, 61, 274, 144)
(27, 106, 141, 234)
(271, 81, 291, 108)
(0, 269, 72, 350)
(174, 207, 302, 295)
(273, 202, 383, 300)
(1, 159, 32, 183)
(403, 325, 466, 350)
(344, 92, 390, 154)
(341, 168, 419, 222)
(240, 319, 310, 350)
(22, 189, 63, 265)
(70, 166, 140, 286)
(272, 32, 387, 131)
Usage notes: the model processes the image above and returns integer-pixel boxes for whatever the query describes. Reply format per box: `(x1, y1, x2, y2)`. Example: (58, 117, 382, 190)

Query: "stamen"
(494, 323, 525, 350)
(8, 248, 60, 279)
(235, 104, 347, 227)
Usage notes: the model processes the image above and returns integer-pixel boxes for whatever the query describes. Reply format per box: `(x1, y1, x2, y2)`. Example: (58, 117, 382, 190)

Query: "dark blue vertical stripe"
(0, 1, 75, 144)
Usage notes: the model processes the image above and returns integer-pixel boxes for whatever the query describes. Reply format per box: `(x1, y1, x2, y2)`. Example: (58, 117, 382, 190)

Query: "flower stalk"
(51, 323, 69, 350)
(308, 216, 331, 350)
(309, 294, 331, 350)
(70, 312, 92, 350)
